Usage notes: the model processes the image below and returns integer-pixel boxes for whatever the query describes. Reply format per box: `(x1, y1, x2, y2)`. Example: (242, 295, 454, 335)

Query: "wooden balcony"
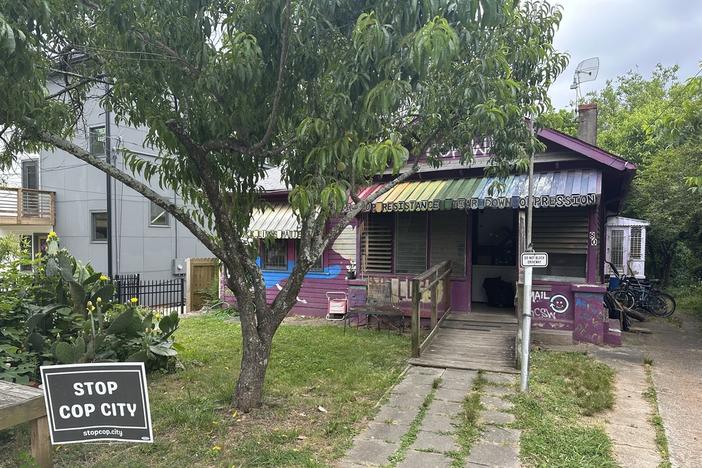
(0, 187, 56, 226)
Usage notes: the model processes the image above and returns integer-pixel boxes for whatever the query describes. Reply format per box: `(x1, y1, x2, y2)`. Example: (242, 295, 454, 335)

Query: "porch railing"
(411, 260, 452, 358)
(0, 187, 56, 226)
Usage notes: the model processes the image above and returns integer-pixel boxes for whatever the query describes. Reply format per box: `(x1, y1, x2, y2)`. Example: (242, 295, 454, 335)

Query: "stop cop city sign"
(40, 362, 153, 444)
(520, 252, 549, 268)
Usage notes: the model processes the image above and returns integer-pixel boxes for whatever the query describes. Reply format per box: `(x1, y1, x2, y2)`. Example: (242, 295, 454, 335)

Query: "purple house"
(221, 104, 635, 346)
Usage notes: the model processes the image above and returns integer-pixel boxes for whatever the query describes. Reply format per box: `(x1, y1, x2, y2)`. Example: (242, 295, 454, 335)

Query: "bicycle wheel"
(654, 292, 676, 317)
(612, 289, 635, 310)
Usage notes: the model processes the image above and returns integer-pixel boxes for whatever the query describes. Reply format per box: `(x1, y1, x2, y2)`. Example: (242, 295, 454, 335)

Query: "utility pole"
(520, 120, 535, 393)
(105, 93, 113, 279)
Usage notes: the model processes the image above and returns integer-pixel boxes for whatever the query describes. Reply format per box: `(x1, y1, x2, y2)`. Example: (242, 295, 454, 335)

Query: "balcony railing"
(0, 187, 56, 226)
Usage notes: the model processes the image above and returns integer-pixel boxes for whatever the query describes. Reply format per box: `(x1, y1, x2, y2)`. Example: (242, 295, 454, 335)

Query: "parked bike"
(605, 261, 676, 317)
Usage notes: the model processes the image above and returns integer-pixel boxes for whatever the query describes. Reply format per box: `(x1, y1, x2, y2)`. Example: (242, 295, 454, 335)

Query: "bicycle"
(605, 261, 676, 317)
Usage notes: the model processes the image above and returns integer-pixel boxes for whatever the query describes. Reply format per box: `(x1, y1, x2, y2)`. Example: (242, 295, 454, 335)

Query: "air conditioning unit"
(172, 258, 186, 276)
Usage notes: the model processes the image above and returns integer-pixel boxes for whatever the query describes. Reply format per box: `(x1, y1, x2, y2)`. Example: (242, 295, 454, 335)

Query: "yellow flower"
(130, 297, 138, 304)
(47, 231, 58, 239)
(212, 445, 221, 452)
(100, 275, 109, 281)
(87, 300, 93, 307)
(96, 297, 102, 304)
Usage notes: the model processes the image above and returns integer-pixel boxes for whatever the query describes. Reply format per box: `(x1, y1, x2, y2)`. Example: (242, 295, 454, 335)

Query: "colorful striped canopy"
(360, 169, 602, 213)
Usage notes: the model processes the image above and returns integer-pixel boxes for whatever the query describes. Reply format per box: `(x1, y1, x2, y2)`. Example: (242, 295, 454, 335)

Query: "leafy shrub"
(0, 233, 180, 384)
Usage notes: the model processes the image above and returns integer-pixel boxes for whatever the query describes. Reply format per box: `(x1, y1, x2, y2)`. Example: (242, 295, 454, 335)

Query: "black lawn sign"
(40, 362, 153, 444)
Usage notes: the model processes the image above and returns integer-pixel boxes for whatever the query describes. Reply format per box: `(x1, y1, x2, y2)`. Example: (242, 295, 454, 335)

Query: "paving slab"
(430, 399, 463, 416)
(398, 450, 453, 468)
(374, 405, 418, 425)
(421, 412, 457, 433)
(482, 385, 513, 398)
(412, 430, 459, 453)
(434, 386, 469, 403)
(482, 373, 517, 386)
(479, 410, 515, 426)
(342, 439, 398, 466)
(466, 441, 520, 467)
(385, 392, 427, 409)
(481, 395, 514, 412)
(359, 421, 410, 444)
(480, 425, 521, 447)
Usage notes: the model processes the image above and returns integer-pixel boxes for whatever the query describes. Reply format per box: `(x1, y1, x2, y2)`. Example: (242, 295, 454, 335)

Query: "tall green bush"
(0, 233, 180, 384)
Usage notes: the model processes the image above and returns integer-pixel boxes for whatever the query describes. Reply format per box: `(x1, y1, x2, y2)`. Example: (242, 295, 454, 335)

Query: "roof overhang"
(248, 204, 300, 239)
(361, 169, 601, 213)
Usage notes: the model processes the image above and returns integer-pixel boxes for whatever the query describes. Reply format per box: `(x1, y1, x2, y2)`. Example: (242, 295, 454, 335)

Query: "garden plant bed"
(0, 315, 408, 467)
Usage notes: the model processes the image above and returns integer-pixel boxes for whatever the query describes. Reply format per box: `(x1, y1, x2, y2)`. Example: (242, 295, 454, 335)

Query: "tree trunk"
(234, 331, 273, 412)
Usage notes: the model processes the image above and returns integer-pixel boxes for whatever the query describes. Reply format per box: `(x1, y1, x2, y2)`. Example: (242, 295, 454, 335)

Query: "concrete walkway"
(339, 367, 521, 467)
(592, 347, 661, 467)
(626, 311, 702, 467)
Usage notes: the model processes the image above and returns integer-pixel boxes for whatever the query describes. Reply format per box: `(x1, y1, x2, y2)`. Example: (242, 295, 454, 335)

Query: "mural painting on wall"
(531, 286, 574, 330)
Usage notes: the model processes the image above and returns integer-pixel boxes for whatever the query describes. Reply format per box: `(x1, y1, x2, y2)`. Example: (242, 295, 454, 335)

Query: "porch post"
(411, 279, 420, 358)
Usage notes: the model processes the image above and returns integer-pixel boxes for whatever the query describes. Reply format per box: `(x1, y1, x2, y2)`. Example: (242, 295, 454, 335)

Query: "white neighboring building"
(605, 216, 649, 278)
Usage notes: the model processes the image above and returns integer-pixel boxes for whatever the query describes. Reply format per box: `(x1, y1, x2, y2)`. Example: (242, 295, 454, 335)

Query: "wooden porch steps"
(409, 311, 519, 374)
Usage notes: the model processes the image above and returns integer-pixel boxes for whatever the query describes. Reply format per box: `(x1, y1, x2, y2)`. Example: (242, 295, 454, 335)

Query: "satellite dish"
(570, 57, 600, 102)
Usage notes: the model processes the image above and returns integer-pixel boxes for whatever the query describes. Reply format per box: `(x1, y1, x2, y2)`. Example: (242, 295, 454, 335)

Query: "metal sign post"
(521, 120, 536, 393)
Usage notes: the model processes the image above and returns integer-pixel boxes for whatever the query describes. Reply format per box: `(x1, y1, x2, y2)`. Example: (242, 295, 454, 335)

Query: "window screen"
(533, 208, 588, 279)
(430, 211, 466, 276)
(395, 213, 427, 274)
(150, 201, 170, 226)
(261, 239, 288, 270)
(91, 212, 108, 242)
(630, 227, 642, 259)
(361, 214, 394, 273)
(611, 229, 624, 271)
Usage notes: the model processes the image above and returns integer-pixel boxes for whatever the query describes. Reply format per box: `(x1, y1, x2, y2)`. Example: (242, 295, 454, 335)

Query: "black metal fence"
(114, 274, 185, 314)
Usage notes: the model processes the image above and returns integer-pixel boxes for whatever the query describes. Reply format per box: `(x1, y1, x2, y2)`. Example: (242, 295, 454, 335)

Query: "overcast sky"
(549, 0, 702, 109)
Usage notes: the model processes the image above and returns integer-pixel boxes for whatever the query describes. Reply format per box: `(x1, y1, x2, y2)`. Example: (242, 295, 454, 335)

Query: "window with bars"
(261, 239, 288, 270)
(610, 229, 624, 272)
(430, 211, 466, 276)
(395, 213, 428, 274)
(630, 227, 642, 259)
(361, 214, 394, 273)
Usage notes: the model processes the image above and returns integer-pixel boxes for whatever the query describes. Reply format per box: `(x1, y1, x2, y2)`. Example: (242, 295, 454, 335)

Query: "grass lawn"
(512, 351, 617, 468)
(1, 315, 408, 467)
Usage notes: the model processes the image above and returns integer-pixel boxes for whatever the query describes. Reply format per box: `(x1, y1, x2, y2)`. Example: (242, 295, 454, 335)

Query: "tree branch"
(32, 126, 224, 261)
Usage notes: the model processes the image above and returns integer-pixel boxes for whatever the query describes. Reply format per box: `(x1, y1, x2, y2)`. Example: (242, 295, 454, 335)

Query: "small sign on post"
(520, 252, 549, 268)
(40, 363, 153, 445)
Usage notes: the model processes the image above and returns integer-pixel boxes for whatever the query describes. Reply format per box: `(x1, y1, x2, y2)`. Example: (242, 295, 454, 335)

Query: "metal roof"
(363, 169, 602, 213)
(248, 204, 300, 238)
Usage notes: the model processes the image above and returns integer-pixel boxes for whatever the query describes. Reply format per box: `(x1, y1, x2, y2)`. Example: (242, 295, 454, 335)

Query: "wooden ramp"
(409, 311, 519, 374)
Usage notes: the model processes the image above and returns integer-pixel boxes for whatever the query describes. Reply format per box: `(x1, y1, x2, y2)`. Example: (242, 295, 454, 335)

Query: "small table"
(0, 380, 51, 467)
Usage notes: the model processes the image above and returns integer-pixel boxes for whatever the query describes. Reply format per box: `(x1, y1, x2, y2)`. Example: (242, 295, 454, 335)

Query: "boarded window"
(610, 229, 624, 271)
(430, 211, 466, 276)
(361, 214, 393, 273)
(395, 213, 428, 274)
(630, 227, 642, 259)
(533, 208, 588, 279)
(261, 239, 288, 270)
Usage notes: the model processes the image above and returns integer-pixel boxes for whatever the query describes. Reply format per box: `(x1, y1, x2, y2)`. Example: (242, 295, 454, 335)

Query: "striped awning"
(360, 169, 601, 213)
(248, 204, 300, 238)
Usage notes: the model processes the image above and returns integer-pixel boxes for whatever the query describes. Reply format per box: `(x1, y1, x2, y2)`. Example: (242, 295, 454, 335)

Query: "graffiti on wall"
(531, 287, 574, 329)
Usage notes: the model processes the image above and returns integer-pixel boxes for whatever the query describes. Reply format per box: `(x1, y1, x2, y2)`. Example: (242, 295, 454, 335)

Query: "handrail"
(411, 260, 452, 358)
(0, 187, 56, 225)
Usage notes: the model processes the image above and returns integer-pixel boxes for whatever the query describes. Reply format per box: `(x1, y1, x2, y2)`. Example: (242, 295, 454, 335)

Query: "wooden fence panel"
(186, 258, 219, 312)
